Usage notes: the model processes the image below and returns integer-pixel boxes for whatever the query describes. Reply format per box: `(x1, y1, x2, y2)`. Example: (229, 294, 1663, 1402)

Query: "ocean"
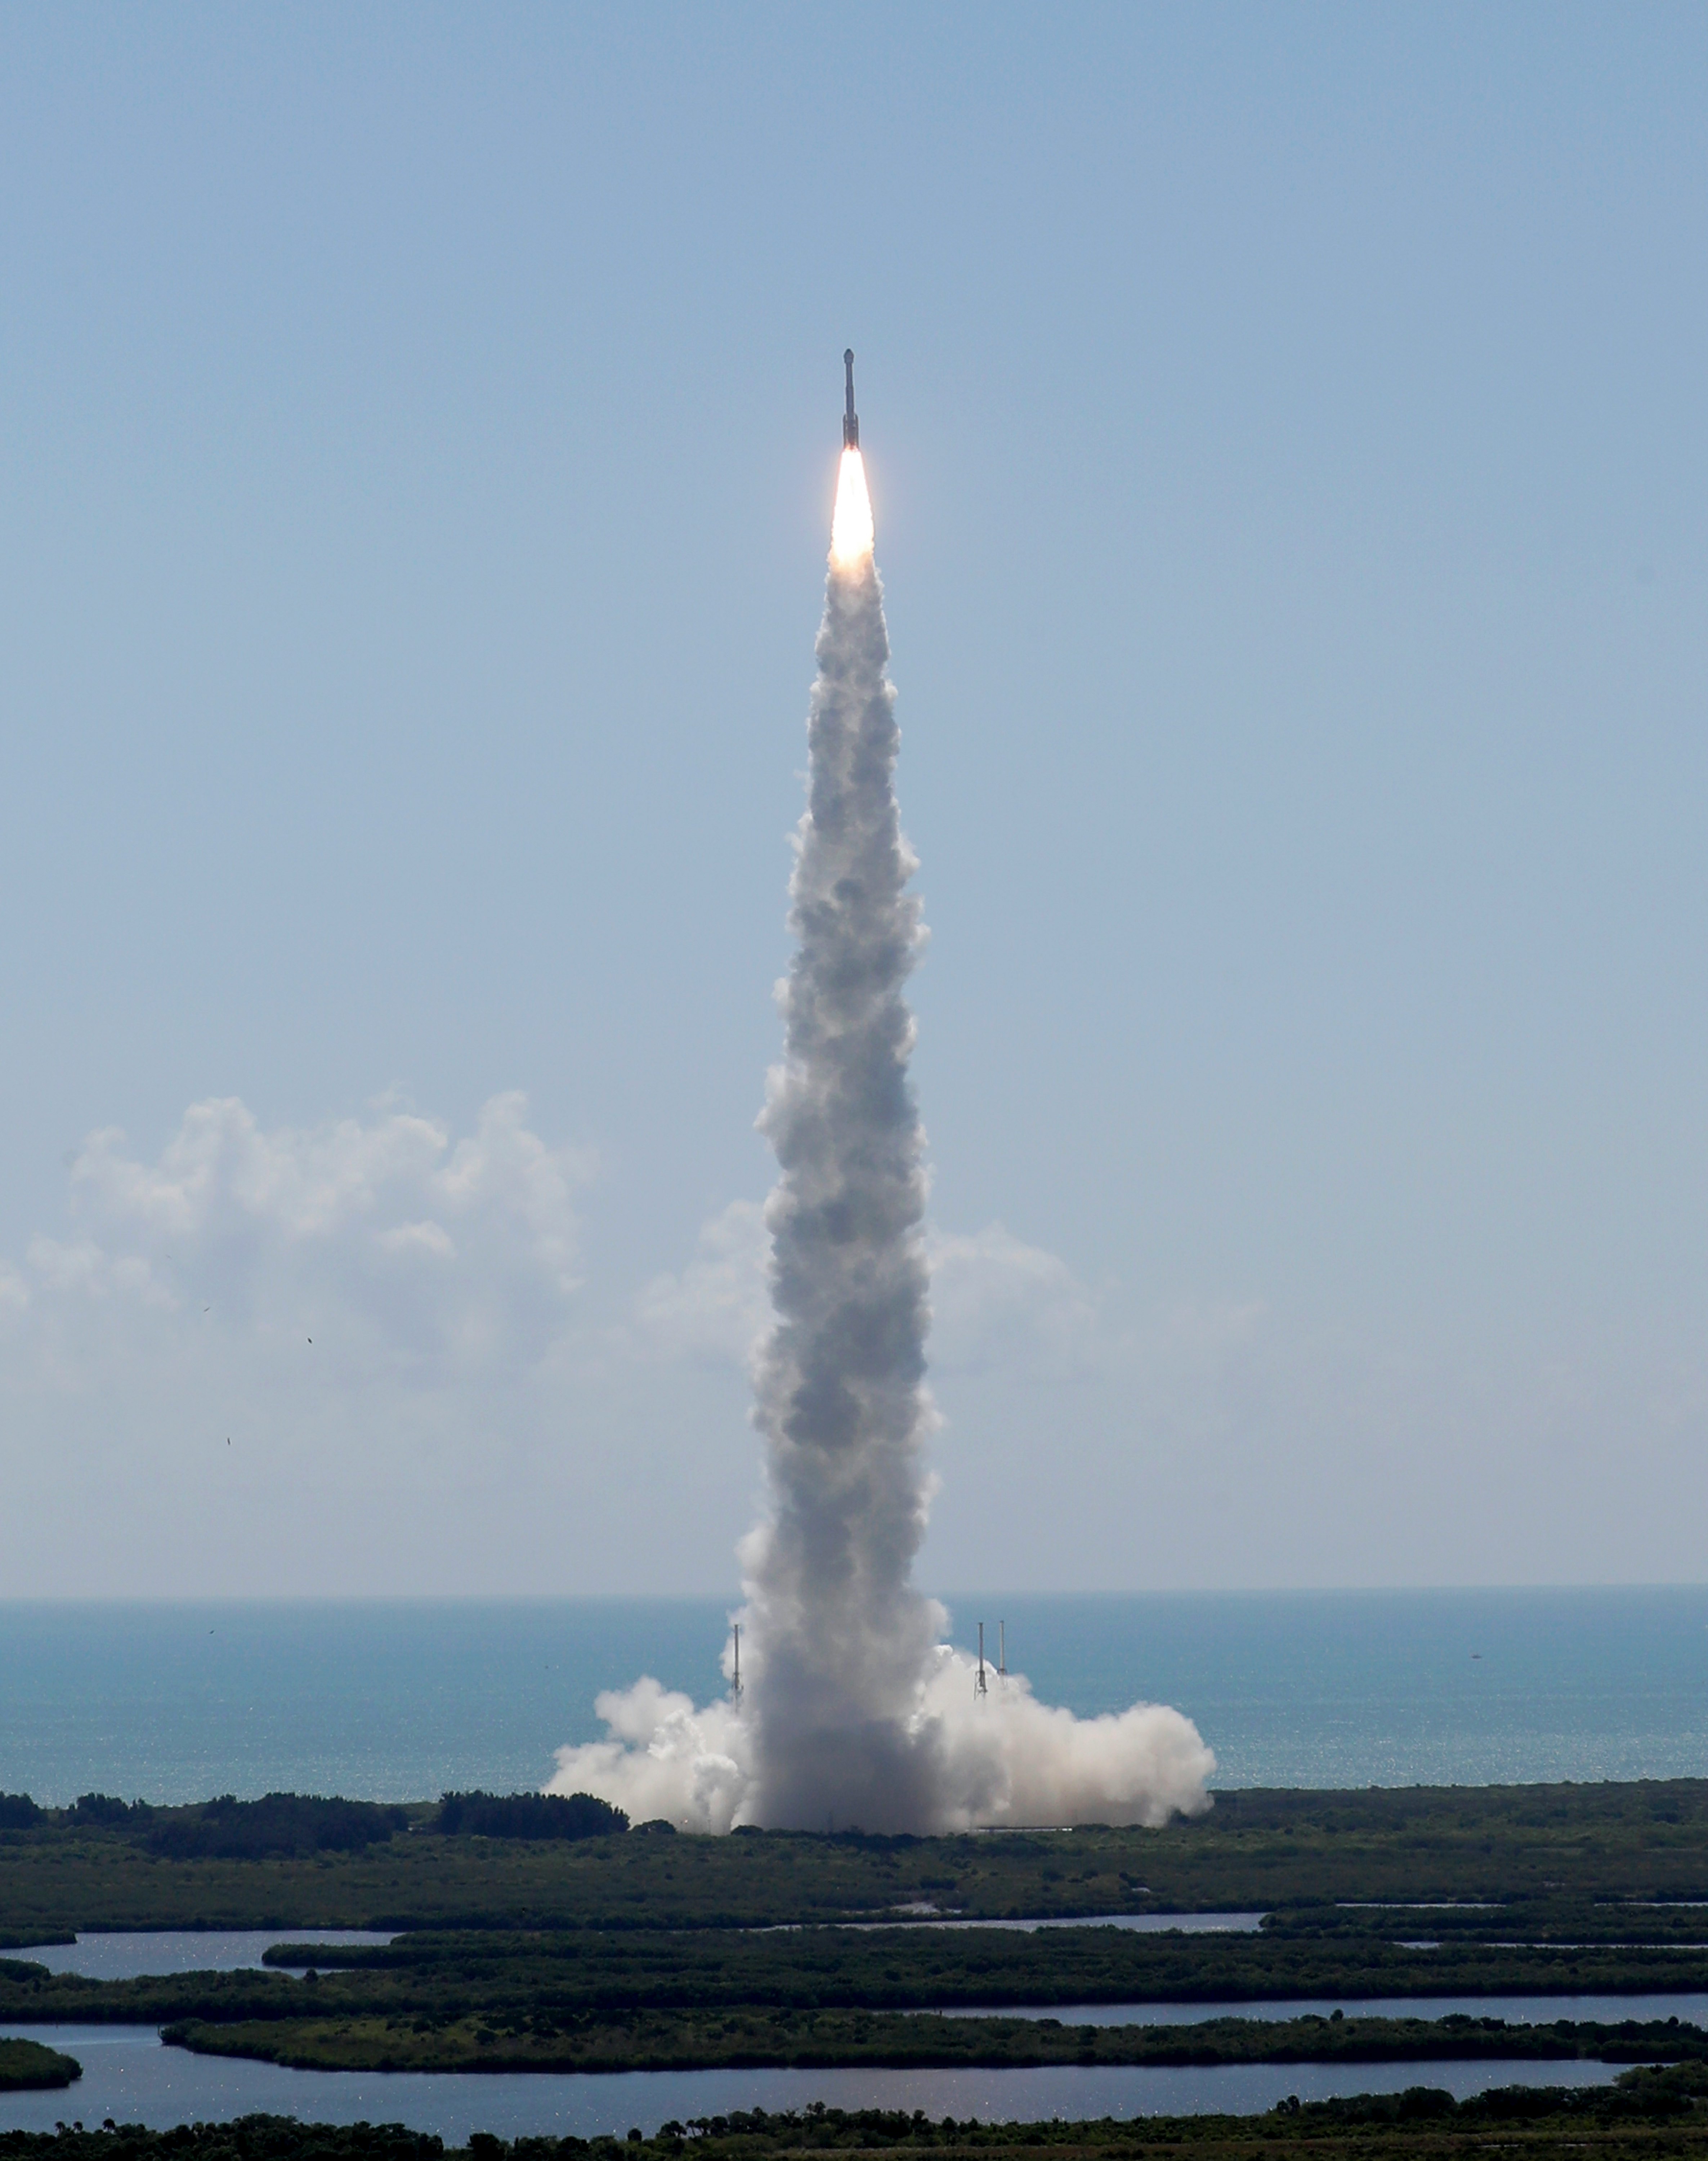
(2, 1587, 1706, 1806)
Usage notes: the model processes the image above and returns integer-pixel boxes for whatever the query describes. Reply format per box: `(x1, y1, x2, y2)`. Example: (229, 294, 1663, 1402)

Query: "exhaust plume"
(550, 412, 1213, 1834)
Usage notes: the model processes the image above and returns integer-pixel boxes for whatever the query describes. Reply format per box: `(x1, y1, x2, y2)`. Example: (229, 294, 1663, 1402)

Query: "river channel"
(0, 2026, 1626, 2140)
(9, 1933, 395, 1979)
(940, 1994, 1708, 2027)
(0, 1933, 1677, 2138)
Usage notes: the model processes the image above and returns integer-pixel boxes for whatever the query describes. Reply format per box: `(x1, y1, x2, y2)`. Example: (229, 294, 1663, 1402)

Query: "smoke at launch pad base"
(548, 416, 1213, 1834)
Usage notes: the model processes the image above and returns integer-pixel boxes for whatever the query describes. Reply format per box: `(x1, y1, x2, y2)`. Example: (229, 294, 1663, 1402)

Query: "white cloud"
(5, 1091, 595, 1390)
(8, 1136, 1707, 1599)
(377, 1220, 457, 1260)
(925, 1223, 1107, 1374)
(632, 1199, 771, 1364)
(633, 1204, 1120, 1379)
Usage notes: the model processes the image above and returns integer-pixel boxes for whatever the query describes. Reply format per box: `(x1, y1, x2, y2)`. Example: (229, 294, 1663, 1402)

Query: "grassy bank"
(0, 2040, 79, 2092)
(3, 1784, 1708, 2080)
(8, 1784, 1708, 1938)
(254, 1921, 1708, 2010)
(157, 2009, 1708, 2076)
(5, 1928, 1708, 2036)
(13, 2071, 1708, 2159)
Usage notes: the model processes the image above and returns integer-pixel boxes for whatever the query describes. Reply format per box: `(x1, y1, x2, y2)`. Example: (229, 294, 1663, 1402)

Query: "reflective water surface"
(9, 1933, 395, 1980)
(0, 2027, 1624, 2140)
(939, 1992, 1708, 2027)
(5, 1588, 1708, 1802)
(841, 1914, 1266, 1935)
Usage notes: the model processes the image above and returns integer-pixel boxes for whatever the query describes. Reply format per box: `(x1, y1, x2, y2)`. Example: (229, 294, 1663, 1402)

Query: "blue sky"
(3, 5, 1707, 1594)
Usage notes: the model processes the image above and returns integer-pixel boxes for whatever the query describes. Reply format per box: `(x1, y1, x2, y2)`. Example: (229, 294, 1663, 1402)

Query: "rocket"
(843, 349, 859, 450)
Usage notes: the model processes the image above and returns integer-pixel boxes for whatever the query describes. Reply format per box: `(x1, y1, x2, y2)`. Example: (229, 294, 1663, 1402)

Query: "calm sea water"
(1, 1589, 1706, 1806)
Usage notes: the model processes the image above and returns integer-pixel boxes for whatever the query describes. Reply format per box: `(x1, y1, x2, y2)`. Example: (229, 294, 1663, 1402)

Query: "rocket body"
(843, 348, 859, 449)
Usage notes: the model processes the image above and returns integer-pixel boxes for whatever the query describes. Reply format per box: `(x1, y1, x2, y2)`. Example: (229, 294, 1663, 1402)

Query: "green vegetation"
(68, 1799, 147, 1829)
(18, 2076, 1708, 2161)
(0, 2039, 79, 2091)
(5, 1933, 1708, 2075)
(255, 1920, 1708, 2011)
(7, 1924, 1708, 2037)
(146, 1797, 414, 1863)
(0, 2125, 438, 2161)
(156, 2010, 1708, 2076)
(436, 1796, 629, 1842)
(3, 1793, 414, 1863)
(4, 1783, 1708, 2079)
(9, 1782, 1708, 1937)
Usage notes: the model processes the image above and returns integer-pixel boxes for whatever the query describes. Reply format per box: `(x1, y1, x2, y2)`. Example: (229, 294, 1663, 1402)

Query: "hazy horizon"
(5, 1588, 1704, 1804)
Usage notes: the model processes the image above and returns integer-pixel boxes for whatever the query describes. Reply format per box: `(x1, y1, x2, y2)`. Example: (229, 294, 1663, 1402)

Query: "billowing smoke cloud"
(550, 446, 1213, 1831)
(555, 1655, 1213, 1836)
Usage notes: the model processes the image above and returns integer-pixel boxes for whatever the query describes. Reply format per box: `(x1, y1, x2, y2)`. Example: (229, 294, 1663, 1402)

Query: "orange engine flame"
(830, 448, 874, 569)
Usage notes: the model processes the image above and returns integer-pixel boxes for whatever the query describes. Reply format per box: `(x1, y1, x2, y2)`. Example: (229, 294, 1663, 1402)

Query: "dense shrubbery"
(66, 1795, 147, 1827)
(158, 2002, 1708, 2077)
(0, 2122, 443, 2161)
(8, 1791, 407, 1859)
(12, 1781, 1708, 1953)
(436, 1792, 628, 1842)
(144, 1795, 410, 1861)
(0, 2038, 79, 2090)
(3, 2080, 1708, 2161)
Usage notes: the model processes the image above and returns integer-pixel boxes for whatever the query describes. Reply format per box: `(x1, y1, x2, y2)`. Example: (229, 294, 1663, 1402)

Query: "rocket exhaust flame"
(831, 348, 870, 565)
(547, 359, 1215, 1833)
(830, 448, 874, 569)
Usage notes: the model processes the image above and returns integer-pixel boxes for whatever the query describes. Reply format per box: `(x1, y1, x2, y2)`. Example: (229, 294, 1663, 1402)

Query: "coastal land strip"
(158, 2008, 1708, 2076)
(15, 2077, 1708, 2161)
(8, 1782, 1708, 1935)
(1, 1783, 1708, 2077)
(0, 2040, 79, 2092)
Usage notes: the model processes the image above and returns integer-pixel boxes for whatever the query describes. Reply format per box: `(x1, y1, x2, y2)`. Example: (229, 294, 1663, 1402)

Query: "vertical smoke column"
(737, 424, 947, 1831)
(547, 362, 1213, 1835)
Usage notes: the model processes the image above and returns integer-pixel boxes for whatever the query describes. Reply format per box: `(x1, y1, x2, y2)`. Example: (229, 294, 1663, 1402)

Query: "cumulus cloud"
(25, 1238, 169, 1305)
(9, 1090, 595, 1385)
(0, 1083, 599, 1476)
(632, 1199, 771, 1365)
(0, 1087, 615, 1591)
(635, 1205, 1114, 1378)
(926, 1223, 1107, 1374)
